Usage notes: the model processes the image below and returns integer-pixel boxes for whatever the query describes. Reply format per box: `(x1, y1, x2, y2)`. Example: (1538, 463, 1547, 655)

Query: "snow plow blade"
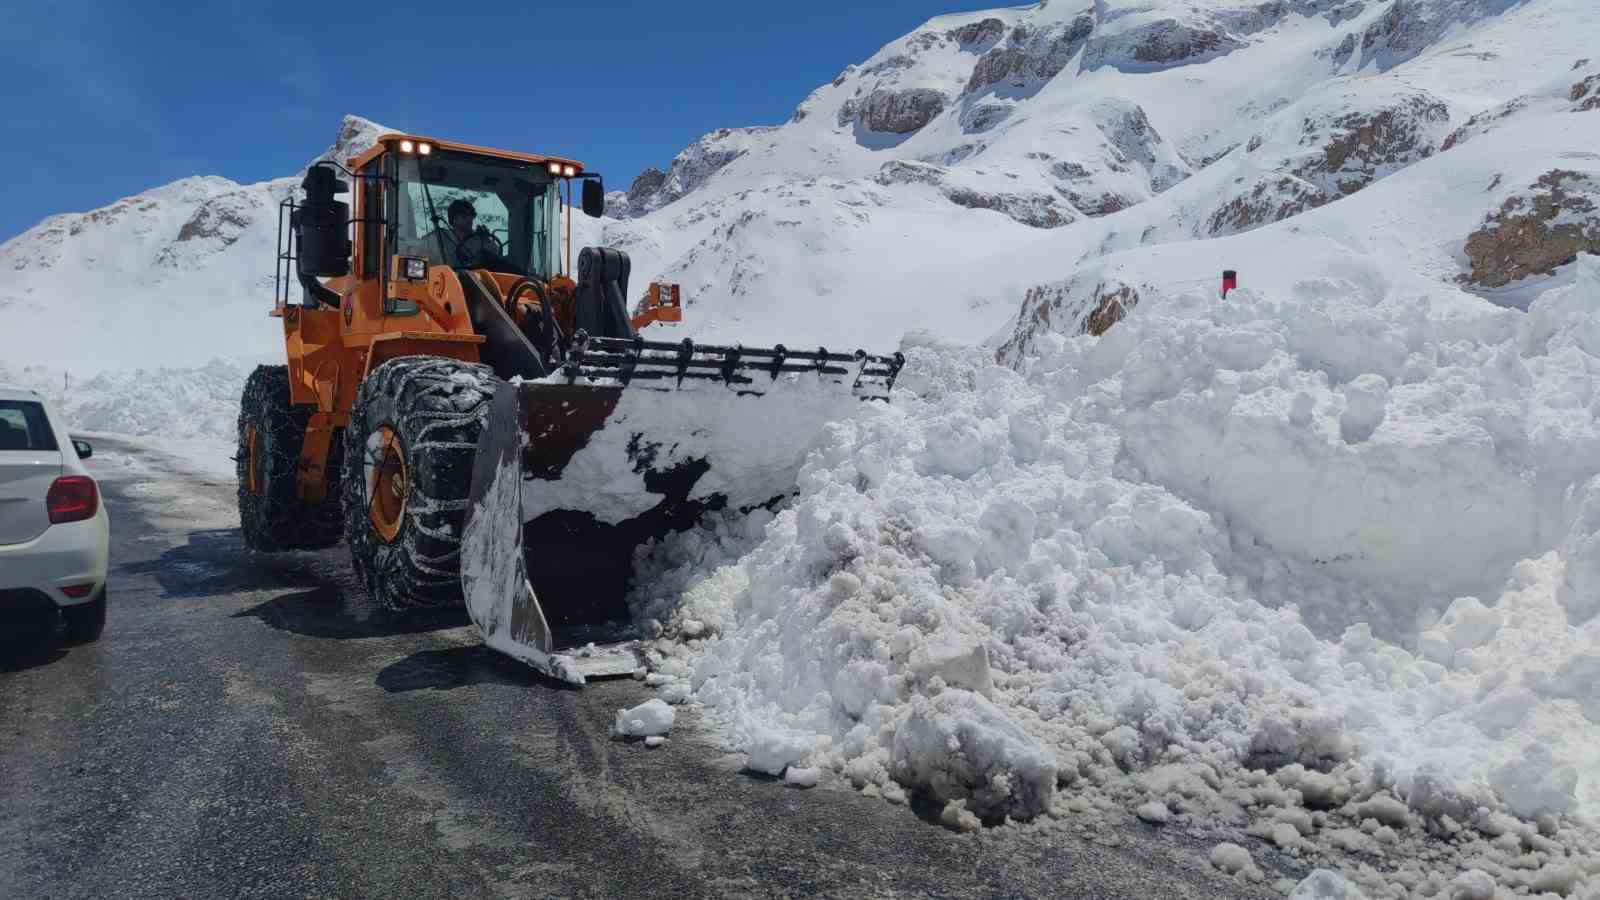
(460, 334, 904, 684)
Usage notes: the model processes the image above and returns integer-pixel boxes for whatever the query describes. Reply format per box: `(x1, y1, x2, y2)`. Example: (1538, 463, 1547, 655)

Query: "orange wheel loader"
(236, 133, 903, 682)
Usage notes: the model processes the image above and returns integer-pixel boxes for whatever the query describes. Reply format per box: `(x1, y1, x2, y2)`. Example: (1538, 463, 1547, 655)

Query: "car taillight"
(47, 476, 98, 524)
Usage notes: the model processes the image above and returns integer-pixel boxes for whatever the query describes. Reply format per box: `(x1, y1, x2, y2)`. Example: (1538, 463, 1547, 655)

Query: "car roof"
(0, 384, 48, 404)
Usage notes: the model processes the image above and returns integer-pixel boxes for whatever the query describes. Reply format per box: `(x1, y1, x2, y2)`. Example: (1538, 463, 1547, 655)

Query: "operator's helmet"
(448, 199, 476, 225)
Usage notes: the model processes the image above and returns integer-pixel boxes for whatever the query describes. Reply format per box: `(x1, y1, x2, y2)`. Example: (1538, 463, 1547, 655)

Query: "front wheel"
(341, 356, 495, 611)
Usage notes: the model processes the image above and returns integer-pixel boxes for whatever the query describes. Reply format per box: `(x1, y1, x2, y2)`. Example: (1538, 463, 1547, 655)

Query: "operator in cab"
(410, 199, 512, 271)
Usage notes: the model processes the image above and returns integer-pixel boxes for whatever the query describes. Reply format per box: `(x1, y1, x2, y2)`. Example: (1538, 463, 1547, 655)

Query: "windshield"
(393, 150, 561, 278)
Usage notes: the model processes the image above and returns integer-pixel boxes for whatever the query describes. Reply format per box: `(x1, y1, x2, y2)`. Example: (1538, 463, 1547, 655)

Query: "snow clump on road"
(632, 259, 1600, 896)
(613, 699, 676, 739)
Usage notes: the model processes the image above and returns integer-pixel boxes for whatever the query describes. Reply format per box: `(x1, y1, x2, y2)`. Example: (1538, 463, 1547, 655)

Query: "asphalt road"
(0, 437, 1283, 899)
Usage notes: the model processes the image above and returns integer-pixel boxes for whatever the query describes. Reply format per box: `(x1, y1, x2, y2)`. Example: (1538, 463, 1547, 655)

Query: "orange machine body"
(278, 133, 588, 502)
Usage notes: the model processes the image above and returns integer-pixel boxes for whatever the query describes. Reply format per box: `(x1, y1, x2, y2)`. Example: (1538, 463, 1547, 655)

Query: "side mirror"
(72, 439, 93, 460)
(581, 178, 605, 219)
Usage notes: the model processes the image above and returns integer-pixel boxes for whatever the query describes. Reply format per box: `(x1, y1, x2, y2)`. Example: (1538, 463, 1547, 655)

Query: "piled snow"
(632, 254, 1600, 890)
(613, 699, 676, 738)
(0, 357, 245, 473)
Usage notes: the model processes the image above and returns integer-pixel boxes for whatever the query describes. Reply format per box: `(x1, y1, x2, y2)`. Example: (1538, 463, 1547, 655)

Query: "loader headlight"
(548, 162, 562, 175)
(400, 140, 415, 153)
(402, 256, 428, 280)
(562, 165, 577, 177)
(418, 142, 432, 155)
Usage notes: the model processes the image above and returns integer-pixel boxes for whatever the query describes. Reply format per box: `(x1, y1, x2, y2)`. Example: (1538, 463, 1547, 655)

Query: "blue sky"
(0, 0, 992, 242)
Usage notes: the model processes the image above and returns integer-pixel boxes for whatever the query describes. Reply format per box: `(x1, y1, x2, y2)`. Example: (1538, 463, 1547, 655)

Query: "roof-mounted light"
(562, 165, 577, 177)
(547, 161, 562, 175)
(399, 139, 415, 153)
(417, 142, 432, 155)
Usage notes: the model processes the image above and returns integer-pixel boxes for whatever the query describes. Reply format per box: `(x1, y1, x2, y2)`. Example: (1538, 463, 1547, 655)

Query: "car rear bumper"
(0, 510, 109, 607)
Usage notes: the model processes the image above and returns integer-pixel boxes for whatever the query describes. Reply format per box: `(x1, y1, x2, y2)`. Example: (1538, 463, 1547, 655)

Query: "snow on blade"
(521, 370, 883, 526)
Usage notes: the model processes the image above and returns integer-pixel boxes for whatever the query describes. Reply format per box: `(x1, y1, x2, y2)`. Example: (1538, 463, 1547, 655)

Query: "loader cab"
(389, 149, 562, 278)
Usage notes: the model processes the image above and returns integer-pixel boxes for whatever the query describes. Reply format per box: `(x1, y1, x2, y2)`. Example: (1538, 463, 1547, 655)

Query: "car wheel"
(62, 590, 106, 644)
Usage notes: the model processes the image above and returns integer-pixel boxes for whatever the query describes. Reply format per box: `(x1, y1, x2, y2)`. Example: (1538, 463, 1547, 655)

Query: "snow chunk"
(784, 766, 821, 788)
(891, 690, 1057, 821)
(1289, 870, 1368, 900)
(908, 633, 994, 697)
(1449, 869, 1496, 900)
(745, 729, 813, 776)
(613, 699, 676, 738)
(1209, 842, 1263, 881)
(1135, 801, 1171, 824)
(1490, 745, 1579, 817)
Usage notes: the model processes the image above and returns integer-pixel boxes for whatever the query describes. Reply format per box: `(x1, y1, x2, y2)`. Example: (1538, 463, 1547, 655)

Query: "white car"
(0, 385, 109, 643)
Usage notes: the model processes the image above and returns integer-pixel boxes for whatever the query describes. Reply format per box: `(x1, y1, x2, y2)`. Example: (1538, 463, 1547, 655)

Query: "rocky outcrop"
(1207, 175, 1332, 236)
(1353, 0, 1523, 70)
(875, 161, 1075, 229)
(320, 115, 387, 167)
(1462, 170, 1600, 288)
(1208, 89, 1449, 236)
(1083, 20, 1243, 71)
(944, 187, 1075, 229)
(997, 278, 1142, 366)
(1039, 100, 1191, 217)
(966, 15, 1096, 93)
(840, 88, 949, 134)
(1300, 94, 1451, 195)
(609, 127, 774, 219)
(946, 17, 1007, 50)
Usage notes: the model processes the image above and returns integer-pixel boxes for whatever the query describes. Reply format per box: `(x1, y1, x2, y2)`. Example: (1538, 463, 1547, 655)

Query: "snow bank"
(633, 261, 1600, 891)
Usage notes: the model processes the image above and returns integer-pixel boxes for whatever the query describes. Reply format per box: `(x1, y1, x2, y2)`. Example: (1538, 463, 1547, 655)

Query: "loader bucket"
(460, 334, 904, 684)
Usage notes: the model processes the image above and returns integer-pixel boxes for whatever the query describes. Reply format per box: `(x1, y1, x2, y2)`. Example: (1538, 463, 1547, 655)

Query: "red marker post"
(1221, 269, 1238, 299)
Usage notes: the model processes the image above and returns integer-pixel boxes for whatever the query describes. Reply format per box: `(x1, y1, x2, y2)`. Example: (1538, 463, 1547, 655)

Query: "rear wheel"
(235, 365, 343, 551)
(342, 356, 494, 611)
(62, 590, 106, 644)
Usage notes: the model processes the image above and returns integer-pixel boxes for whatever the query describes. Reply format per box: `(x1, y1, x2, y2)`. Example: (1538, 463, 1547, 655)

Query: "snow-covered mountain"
(8, 3, 1600, 893)
(11, 0, 1596, 375)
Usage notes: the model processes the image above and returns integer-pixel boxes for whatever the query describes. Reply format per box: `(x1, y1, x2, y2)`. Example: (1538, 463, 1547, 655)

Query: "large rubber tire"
(236, 365, 343, 551)
(342, 356, 494, 611)
(62, 590, 106, 644)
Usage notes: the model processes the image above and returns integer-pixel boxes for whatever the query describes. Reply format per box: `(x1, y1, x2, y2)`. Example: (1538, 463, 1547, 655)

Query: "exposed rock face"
(960, 101, 1014, 133)
(1207, 89, 1449, 236)
(321, 115, 387, 167)
(840, 88, 949, 134)
(944, 187, 1075, 229)
(609, 128, 774, 218)
(1301, 95, 1451, 195)
(1040, 100, 1192, 217)
(1462, 170, 1600, 288)
(1354, 0, 1522, 70)
(626, 167, 669, 210)
(947, 17, 1007, 49)
(1571, 73, 1600, 110)
(175, 197, 256, 245)
(875, 161, 1075, 229)
(967, 15, 1096, 93)
(1207, 175, 1332, 236)
(157, 190, 267, 267)
(1083, 20, 1243, 71)
(997, 277, 1142, 365)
